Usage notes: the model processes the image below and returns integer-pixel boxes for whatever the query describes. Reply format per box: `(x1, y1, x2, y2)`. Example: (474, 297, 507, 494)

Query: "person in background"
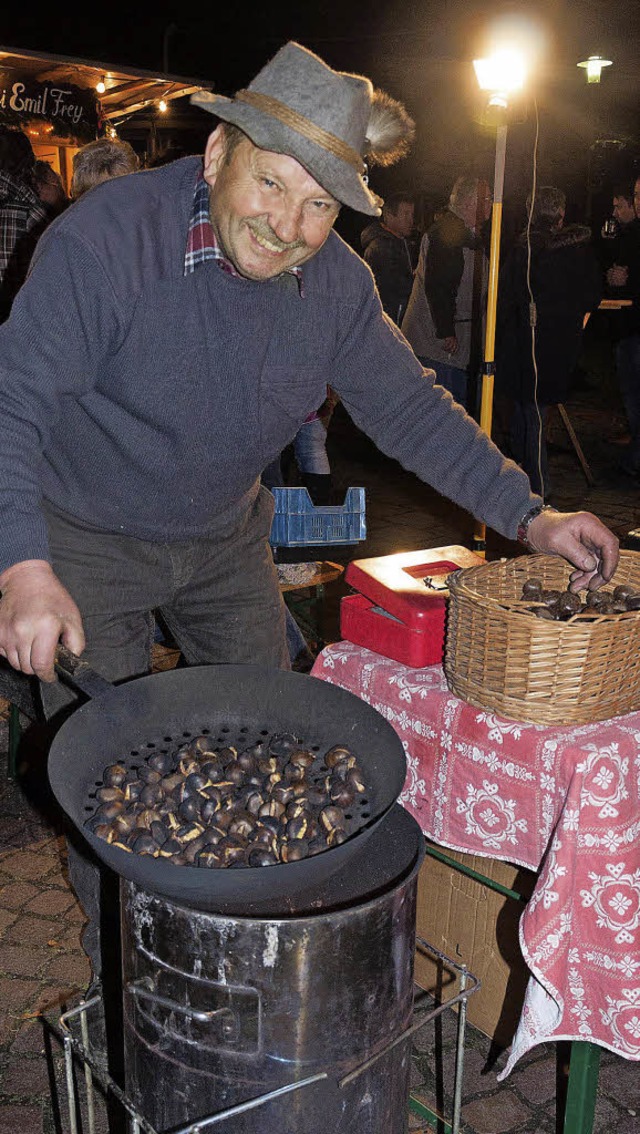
(71, 138, 139, 198)
(361, 191, 415, 324)
(0, 126, 48, 321)
(401, 176, 491, 409)
(496, 186, 602, 498)
(601, 183, 636, 252)
(604, 176, 640, 475)
(33, 161, 69, 218)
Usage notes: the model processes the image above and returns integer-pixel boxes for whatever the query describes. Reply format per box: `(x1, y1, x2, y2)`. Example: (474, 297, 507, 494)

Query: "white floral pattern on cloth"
(456, 780, 528, 850)
(576, 743, 629, 818)
(601, 989, 640, 1055)
(580, 863, 640, 945)
(311, 643, 640, 1075)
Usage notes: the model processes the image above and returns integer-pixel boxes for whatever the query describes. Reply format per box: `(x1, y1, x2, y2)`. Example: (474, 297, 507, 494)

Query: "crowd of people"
(0, 43, 625, 1006)
(362, 167, 640, 499)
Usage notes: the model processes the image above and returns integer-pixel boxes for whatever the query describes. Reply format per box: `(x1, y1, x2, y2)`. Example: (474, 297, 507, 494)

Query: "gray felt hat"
(191, 42, 414, 216)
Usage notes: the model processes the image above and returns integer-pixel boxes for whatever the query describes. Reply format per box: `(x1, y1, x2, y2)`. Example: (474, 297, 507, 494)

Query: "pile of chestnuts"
(520, 578, 640, 621)
(86, 733, 367, 869)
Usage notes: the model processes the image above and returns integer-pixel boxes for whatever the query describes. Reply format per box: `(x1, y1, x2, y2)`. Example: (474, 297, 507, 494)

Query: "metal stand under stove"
(59, 941, 478, 1134)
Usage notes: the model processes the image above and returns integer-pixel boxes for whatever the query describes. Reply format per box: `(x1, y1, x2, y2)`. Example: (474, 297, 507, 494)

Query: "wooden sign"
(0, 74, 100, 141)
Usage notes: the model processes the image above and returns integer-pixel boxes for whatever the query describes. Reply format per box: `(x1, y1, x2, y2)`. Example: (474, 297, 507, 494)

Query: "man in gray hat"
(0, 40, 618, 691)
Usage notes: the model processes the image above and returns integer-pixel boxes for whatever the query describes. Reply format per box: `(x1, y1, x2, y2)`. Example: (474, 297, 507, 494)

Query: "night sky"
(3, 1, 638, 226)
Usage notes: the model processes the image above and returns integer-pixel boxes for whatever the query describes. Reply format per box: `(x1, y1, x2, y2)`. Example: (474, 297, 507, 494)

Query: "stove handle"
(127, 979, 239, 1041)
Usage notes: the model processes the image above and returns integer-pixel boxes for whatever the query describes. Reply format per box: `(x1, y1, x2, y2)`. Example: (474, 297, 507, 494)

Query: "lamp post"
(471, 50, 525, 555)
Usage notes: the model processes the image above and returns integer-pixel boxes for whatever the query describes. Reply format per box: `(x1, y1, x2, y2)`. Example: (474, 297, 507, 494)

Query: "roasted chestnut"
(90, 730, 366, 870)
(521, 578, 543, 600)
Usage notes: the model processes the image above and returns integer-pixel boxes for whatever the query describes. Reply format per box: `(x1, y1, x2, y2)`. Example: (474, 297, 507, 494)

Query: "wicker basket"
(444, 551, 640, 725)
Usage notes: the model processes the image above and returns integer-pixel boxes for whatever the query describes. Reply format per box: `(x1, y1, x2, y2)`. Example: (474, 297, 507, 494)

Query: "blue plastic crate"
(270, 487, 366, 547)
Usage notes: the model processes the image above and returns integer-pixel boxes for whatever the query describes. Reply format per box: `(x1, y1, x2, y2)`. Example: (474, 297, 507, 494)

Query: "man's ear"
(203, 125, 228, 187)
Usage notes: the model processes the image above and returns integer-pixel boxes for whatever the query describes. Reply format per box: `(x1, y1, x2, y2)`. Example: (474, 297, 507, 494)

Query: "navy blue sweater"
(0, 157, 538, 572)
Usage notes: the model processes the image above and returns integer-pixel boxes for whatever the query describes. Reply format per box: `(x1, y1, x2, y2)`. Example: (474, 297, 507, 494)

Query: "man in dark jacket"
(605, 176, 640, 476)
(401, 176, 492, 408)
(496, 186, 602, 497)
(361, 192, 415, 323)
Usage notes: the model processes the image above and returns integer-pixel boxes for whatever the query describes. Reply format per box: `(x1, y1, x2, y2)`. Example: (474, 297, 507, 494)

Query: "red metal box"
(340, 593, 445, 667)
(340, 546, 485, 667)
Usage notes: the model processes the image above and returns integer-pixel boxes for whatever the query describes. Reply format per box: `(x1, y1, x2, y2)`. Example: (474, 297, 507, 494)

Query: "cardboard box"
(414, 846, 536, 1047)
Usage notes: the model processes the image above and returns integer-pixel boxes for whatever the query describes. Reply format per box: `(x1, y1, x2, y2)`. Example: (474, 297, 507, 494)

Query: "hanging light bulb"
(577, 55, 612, 84)
(96, 77, 106, 94)
(158, 98, 168, 113)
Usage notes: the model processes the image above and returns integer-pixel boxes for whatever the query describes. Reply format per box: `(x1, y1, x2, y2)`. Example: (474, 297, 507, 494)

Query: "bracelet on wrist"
(516, 503, 558, 548)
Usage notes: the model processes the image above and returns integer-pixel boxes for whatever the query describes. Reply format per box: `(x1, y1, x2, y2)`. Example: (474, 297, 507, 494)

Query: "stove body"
(121, 805, 423, 1134)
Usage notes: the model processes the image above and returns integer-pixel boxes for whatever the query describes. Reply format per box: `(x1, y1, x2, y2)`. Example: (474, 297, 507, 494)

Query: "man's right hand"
(606, 264, 629, 289)
(0, 560, 85, 681)
(442, 335, 458, 356)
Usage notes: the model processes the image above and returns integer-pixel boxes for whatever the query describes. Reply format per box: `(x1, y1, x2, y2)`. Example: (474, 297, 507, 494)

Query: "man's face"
(388, 202, 414, 238)
(634, 179, 640, 220)
(203, 126, 341, 281)
(613, 196, 635, 225)
(477, 181, 493, 224)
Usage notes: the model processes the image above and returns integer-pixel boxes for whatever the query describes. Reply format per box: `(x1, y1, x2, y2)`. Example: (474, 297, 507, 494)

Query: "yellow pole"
(473, 117, 508, 556)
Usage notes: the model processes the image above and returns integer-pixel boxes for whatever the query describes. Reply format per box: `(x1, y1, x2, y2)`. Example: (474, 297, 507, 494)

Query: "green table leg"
(409, 1093, 452, 1133)
(8, 702, 21, 779)
(563, 1042, 601, 1134)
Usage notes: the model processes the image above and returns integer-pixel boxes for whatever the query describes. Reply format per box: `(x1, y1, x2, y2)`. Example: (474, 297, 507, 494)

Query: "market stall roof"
(0, 44, 212, 134)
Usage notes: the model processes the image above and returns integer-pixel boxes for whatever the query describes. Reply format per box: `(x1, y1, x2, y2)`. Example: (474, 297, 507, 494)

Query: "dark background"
(3, 1, 639, 241)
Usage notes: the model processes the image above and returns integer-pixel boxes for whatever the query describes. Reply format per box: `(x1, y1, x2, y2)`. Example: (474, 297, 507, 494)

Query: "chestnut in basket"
(521, 577, 640, 620)
(522, 578, 544, 600)
(557, 592, 582, 617)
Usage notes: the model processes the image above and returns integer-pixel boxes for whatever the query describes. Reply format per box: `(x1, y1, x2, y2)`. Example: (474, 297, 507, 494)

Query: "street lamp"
(577, 55, 612, 84)
(471, 49, 526, 555)
(469, 51, 524, 555)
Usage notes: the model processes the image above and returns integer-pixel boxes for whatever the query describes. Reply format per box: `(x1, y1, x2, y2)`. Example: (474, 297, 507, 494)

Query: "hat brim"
(191, 91, 381, 216)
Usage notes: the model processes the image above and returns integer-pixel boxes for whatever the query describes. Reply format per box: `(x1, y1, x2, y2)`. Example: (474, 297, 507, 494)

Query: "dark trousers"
(617, 334, 640, 472)
(42, 489, 289, 976)
(510, 401, 550, 498)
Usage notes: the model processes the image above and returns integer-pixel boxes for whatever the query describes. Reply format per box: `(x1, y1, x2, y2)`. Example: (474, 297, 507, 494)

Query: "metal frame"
(408, 941, 480, 1134)
(57, 938, 479, 1134)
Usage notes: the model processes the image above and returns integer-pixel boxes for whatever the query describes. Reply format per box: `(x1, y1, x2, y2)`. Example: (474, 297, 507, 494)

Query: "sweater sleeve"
(0, 228, 124, 571)
(330, 267, 541, 540)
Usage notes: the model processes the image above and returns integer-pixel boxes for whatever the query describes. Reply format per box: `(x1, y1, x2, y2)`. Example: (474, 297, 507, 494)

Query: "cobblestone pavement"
(1, 322, 640, 1131)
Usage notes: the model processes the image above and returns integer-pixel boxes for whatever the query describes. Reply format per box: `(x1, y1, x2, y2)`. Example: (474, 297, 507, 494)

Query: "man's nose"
(270, 201, 303, 245)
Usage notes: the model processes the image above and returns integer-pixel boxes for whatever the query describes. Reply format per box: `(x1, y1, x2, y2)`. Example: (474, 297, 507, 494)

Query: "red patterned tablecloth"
(311, 641, 640, 1076)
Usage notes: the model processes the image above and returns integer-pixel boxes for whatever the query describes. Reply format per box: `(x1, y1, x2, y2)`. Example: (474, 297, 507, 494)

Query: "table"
(311, 641, 640, 1079)
(278, 561, 344, 647)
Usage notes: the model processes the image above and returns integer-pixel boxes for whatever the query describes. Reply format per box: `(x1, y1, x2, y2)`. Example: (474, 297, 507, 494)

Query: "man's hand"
(525, 510, 619, 592)
(442, 335, 458, 356)
(606, 264, 629, 289)
(0, 560, 85, 681)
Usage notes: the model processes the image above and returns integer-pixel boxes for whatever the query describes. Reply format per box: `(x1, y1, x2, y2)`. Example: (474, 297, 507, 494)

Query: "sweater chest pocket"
(260, 362, 327, 444)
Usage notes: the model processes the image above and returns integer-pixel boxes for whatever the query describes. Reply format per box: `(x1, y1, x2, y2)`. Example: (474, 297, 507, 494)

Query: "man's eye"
(312, 200, 331, 211)
(261, 177, 277, 189)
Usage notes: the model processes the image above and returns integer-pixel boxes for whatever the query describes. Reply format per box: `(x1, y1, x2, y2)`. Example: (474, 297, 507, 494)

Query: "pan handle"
(54, 644, 119, 702)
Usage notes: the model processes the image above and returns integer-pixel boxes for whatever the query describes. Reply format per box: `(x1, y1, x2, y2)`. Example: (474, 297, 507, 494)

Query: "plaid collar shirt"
(0, 171, 47, 277)
(184, 170, 304, 296)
